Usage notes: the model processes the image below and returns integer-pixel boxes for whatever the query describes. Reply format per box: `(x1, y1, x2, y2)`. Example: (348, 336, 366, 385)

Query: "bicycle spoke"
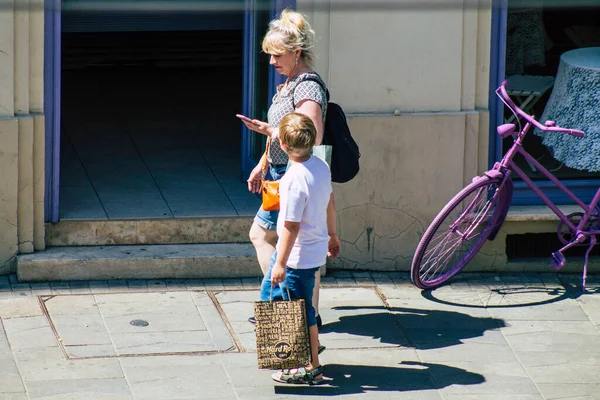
(423, 229, 462, 261)
(421, 233, 463, 279)
(465, 191, 498, 238)
(421, 225, 473, 279)
(422, 237, 463, 281)
(422, 198, 492, 274)
(422, 221, 475, 280)
(422, 229, 462, 266)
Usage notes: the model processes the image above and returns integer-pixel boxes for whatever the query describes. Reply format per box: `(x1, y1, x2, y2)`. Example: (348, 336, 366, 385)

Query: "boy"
(260, 112, 340, 385)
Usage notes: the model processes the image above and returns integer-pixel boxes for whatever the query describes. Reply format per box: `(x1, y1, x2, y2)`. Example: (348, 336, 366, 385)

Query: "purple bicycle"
(411, 80, 597, 291)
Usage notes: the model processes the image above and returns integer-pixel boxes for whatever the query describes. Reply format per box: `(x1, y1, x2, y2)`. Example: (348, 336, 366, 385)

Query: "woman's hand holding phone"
(236, 114, 274, 137)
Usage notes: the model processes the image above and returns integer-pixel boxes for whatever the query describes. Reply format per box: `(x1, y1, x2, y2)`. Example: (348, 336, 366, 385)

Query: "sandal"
(306, 366, 326, 385)
(272, 365, 325, 385)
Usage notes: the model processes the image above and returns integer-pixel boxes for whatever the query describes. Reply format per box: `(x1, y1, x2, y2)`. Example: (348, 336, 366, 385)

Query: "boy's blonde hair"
(279, 112, 316, 156)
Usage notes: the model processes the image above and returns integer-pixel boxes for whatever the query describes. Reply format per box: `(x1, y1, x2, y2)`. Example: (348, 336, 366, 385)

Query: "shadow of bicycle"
(422, 277, 591, 309)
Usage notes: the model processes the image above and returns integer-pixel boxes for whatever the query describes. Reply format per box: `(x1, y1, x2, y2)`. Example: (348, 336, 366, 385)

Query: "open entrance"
(58, 7, 263, 219)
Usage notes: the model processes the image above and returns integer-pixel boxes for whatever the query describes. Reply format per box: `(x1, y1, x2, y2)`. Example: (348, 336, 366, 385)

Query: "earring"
(295, 58, 299, 65)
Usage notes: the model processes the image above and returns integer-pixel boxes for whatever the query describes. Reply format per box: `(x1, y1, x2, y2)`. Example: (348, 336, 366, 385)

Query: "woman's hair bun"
(280, 8, 305, 31)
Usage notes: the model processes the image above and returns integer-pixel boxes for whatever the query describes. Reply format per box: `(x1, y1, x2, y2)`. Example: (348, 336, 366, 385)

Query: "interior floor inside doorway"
(60, 64, 260, 220)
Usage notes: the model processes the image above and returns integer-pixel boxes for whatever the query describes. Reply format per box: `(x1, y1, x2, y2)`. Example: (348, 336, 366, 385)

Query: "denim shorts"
(254, 164, 287, 231)
(259, 251, 320, 327)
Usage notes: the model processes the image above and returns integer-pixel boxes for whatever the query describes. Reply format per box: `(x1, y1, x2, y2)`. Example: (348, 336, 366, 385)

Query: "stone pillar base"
(0, 118, 19, 273)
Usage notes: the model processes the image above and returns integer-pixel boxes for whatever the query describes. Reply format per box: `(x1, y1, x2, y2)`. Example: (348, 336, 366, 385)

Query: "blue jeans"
(260, 251, 320, 327)
(254, 164, 287, 231)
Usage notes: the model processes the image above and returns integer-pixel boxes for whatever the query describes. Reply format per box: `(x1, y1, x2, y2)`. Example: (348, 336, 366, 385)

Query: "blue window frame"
(241, 0, 295, 181)
(488, 0, 599, 206)
(44, 0, 61, 222)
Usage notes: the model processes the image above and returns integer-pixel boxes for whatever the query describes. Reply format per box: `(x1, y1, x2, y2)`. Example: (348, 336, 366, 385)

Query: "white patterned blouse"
(266, 72, 328, 166)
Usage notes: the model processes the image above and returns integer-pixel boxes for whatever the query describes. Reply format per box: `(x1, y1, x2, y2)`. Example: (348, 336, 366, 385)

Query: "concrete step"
(45, 217, 253, 247)
(17, 243, 260, 282)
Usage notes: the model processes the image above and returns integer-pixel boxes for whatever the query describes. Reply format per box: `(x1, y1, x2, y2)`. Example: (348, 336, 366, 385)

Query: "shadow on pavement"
(323, 306, 506, 349)
(422, 281, 585, 309)
(274, 361, 485, 396)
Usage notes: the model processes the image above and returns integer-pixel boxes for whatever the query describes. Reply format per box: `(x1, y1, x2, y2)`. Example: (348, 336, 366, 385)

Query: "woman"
(239, 9, 333, 327)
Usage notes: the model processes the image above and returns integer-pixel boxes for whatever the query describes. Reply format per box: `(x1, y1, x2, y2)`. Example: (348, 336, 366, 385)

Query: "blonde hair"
(279, 112, 316, 156)
(262, 8, 316, 67)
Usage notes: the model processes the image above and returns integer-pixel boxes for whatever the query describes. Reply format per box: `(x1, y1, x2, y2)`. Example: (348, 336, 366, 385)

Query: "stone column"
(14, 0, 29, 114)
(15, 0, 35, 254)
(0, 2, 19, 273)
(30, 0, 45, 251)
(29, 0, 43, 113)
(18, 116, 34, 253)
(33, 114, 45, 250)
(0, 119, 19, 274)
(0, 4, 15, 118)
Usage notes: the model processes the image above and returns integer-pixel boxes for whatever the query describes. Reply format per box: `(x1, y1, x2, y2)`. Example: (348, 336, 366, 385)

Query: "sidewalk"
(0, 271, 599, 400)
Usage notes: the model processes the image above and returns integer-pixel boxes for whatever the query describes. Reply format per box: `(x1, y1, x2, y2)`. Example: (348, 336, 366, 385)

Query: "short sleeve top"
(267, 72, 328, 165)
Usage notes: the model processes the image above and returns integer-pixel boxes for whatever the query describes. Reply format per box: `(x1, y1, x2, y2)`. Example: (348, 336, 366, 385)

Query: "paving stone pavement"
(0, 271, 599, 399)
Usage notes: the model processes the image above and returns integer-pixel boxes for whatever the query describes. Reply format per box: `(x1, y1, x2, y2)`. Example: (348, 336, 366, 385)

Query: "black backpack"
(297, 77, 361, 183)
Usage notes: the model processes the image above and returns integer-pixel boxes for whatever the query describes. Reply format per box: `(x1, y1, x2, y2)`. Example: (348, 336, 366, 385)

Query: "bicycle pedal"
(551, 252, 566, 271)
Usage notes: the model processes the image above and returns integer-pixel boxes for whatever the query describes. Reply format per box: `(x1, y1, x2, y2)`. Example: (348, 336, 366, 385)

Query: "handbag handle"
(261, 137, 271, 181)
(269, 283, 292, 302)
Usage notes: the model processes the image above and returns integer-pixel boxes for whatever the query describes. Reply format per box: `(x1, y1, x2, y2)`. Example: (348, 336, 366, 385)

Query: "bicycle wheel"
(411, 176, 512, 290)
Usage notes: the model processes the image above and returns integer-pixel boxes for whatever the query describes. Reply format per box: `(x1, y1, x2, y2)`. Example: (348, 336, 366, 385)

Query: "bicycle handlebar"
(546, 126, 585, 138)
(497, 80, 585, 138)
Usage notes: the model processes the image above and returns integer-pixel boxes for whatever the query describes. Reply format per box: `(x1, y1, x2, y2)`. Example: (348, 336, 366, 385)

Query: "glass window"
(492, 1, 600, 204)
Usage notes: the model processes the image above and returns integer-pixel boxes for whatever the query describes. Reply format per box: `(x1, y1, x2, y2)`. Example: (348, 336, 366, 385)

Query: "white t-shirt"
(276, 155, 332, 269)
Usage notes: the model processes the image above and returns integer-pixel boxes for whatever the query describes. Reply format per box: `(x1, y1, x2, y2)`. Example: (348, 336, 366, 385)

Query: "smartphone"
(236, 114, 254, 124)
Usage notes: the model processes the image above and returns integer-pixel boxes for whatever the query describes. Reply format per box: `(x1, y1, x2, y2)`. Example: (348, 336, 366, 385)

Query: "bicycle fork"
(450, 175, 507, 241)
(551, 233, 596, 290)
(449, 187, 491, 240)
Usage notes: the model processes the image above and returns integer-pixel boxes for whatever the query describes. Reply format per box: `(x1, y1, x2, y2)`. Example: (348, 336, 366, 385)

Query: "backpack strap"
(300, 76, 330, 102)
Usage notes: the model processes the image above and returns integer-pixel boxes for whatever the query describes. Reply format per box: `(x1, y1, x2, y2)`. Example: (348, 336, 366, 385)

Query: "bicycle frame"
(497, 129, 600, 235)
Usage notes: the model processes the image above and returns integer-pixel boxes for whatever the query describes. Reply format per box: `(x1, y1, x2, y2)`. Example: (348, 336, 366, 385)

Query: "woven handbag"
(254, 285, 311, 370)
(260, 137, 280, 211)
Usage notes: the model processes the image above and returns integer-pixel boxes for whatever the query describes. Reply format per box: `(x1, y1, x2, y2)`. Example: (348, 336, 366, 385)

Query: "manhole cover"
(41, 292, 237, 358)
